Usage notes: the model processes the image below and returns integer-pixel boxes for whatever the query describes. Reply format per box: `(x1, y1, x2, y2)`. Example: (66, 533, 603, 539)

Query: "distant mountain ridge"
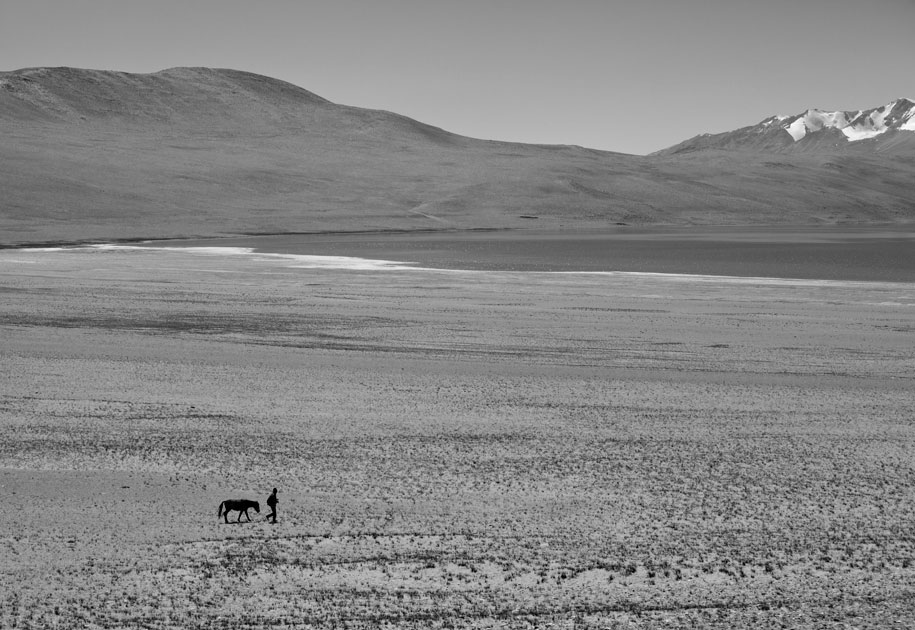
(2, 67, 914, 246)
(780, 99, 915, 141)
(657, 99, 915, 156)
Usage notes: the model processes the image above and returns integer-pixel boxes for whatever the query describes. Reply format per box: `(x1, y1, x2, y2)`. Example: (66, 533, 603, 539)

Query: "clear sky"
(2, 0, 912, 154)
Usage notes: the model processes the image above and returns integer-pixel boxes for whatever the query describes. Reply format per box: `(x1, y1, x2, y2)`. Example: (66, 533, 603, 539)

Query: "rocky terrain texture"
(2, 245, 914, 628)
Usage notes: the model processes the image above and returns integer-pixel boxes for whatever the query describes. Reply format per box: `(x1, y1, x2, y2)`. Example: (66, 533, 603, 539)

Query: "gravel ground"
(2, 245, 914, 628)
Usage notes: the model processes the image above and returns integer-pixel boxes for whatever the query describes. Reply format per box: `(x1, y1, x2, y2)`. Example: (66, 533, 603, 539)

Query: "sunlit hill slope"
(1, 67, 913, 246)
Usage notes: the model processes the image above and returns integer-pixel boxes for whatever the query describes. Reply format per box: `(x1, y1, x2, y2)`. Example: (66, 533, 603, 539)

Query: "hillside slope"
(2, 67, 914, 246)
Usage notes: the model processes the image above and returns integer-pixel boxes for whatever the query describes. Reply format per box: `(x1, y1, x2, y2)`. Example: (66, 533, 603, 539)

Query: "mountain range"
(658, 99, 915, 155)
(1, 67, 913, 246)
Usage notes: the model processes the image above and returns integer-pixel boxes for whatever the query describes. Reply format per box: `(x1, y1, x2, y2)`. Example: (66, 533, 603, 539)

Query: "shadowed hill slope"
(2, 67, 914, 246)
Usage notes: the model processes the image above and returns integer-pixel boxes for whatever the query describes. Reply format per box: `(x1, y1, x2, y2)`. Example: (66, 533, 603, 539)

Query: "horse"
(218, 499, 260, 523)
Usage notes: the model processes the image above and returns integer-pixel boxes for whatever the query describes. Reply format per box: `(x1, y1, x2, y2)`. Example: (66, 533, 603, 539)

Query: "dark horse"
(218, 499, 260, 523)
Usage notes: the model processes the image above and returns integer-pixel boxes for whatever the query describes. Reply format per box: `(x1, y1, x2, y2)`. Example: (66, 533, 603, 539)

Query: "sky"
(1, 0, 913, 155)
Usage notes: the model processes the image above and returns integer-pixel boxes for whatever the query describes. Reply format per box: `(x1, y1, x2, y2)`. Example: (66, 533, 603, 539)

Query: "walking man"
(266, 487, 278, 523)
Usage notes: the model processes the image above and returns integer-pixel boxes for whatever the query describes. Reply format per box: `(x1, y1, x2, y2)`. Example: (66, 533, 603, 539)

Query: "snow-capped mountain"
(778, 99, 915, 141)
(657, 98, 915, 155)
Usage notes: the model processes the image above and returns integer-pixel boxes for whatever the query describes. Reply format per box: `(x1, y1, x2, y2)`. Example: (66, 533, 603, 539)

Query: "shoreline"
(5, 224, 914, 282)
(4, 220, 915, 251)
(10, 243, 915, 289)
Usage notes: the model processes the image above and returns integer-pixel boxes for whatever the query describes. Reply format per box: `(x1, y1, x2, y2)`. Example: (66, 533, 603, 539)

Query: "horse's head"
(253, 501, 260, 512)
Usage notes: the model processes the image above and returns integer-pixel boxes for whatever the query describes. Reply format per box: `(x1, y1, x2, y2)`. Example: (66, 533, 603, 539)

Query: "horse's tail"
(218, 501, 225, 517)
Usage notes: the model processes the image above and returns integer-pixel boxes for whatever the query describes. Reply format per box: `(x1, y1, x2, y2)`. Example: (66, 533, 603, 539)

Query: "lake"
(151, 226, 915, 282)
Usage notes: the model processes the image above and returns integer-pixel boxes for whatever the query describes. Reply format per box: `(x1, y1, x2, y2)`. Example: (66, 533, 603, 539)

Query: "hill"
(2, 67, 914, 246)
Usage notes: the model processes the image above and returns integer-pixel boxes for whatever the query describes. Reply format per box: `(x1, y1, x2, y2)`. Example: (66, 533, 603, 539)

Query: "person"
(266, 488, 278, 523)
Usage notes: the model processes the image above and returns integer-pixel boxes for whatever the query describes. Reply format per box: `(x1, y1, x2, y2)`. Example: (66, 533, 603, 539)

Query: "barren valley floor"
(1, 240, 914, 628)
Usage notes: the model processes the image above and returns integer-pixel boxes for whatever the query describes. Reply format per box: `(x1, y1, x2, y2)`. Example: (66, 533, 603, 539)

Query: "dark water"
(156, 227, 915, 282)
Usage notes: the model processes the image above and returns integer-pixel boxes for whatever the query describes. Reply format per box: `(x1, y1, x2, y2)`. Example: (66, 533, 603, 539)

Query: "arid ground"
(2, 236, 914, 628)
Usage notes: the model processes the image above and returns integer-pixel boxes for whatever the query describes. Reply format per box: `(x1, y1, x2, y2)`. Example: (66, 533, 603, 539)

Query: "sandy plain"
(2, 239, 915, 629)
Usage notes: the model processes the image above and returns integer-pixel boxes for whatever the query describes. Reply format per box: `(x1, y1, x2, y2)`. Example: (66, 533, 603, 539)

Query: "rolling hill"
(1, 67, 913, 246)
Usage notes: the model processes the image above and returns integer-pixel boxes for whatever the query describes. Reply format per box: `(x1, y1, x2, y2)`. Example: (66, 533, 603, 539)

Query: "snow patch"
(785, 117, 807, 141)
(901, 101, 915, 131)
(806, 109, 849, 131)
(842, 102, 891, 141)
(781, 99, 915, 143)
